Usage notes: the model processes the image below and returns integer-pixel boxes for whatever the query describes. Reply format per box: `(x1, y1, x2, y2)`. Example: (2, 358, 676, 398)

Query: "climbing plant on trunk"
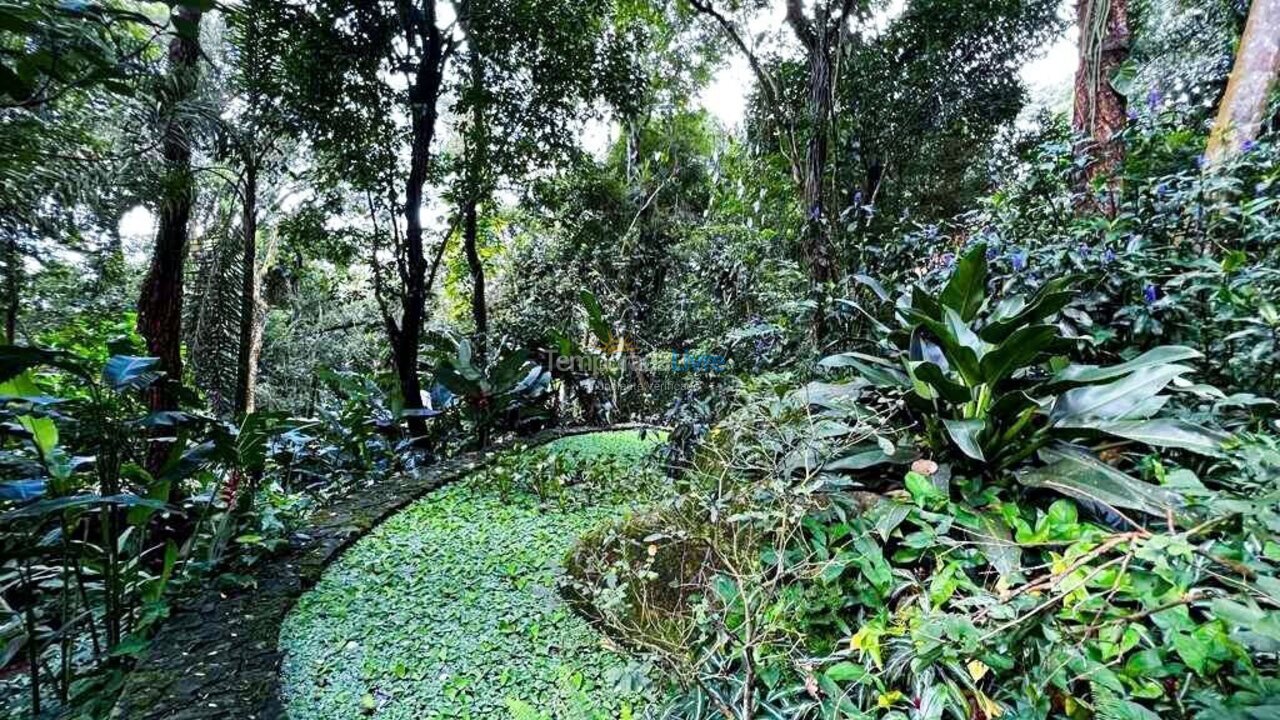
(1072, 0, 1130, 211)
(137, 4, 203, 479)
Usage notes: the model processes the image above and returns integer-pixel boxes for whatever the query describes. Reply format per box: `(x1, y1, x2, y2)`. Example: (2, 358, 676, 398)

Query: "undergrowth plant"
(566, 247, 1280, 719)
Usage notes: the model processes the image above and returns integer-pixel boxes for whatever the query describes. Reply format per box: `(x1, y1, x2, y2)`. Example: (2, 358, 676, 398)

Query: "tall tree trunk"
(393, 11, 445, 442)
(138, 4, 202, 480)
(1205, 0, 1280, 168)
(3, 231, 17, 344)
(1072, 0, 1130, 209)
(803, 46, 835, 342)
(462, 196, 487, 366)
(234, 160, 260, 415)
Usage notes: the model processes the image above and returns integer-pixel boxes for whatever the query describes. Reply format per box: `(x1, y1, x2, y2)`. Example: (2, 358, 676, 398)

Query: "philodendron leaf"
(1049, 364, 1191, 424)
(943, 418, 986, 461)
(1058, 418, 1230, 457)
(103, 355, 161, 391)
(1052, 346, 1202, 384)
(939, 243, 987, 321)
(1017, 443, 1183, 520)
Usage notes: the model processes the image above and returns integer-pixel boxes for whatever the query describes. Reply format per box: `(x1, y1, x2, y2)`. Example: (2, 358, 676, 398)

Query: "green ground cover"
(278, 430, 668, 719)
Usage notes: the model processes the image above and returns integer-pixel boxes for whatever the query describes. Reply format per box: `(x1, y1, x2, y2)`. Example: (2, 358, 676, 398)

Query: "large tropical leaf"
(979, 278, 1073, 343)
(978, 324, 1059, 385)
(820, 352, 910, 388)
(943, 418, 986, 461)
(1049, 364, 1191, 424)
(938, 244, 987, 321)
(103, 355, 162, 391)
(1059, 418, 1230, 457)
(0, 371, 58, 456)
(1016, 443, 1183, 519)
(1052, 346, 1202, 384)
(910, 361, 970, 403)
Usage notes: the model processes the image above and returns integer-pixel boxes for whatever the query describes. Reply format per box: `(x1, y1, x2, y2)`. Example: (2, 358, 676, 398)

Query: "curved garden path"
(112, 425, 661, 720)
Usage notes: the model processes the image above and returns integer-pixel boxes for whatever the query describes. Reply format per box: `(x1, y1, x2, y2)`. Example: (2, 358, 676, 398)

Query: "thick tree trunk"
(234, 161, 260, 415)
(1072, 0, 1130, 208)
(138, 5, 202, 480)
(393, 16, 445, 442)
(1205, 0, 1280, 168)
(462, 196, 487, 366)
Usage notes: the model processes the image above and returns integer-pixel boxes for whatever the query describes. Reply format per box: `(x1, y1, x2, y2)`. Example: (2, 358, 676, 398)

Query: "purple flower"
(1154, 183, 1168, 197)
(985, 246, 999, 260)
(1146, 88, 1162, 111)
(1143, 283, 1159, 304)
(808, 205, 822, 221)
(1011, 251, 1028, 272)
(940, 252, 956, 267)
(1127, 108, 1139, 121)
(1077, 243, 1091, 256)
(1102, 247, 1116, 264)
(1196, 154, 1208, 169)
(1242, 139, 1257, 153)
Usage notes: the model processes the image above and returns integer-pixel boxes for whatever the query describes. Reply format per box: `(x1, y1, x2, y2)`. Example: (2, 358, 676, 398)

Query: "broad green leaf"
(1, 371, 58, 456)
(979, 324, 1059, 384)
(819, 352, 910, 388)
(824, 661, 870, 683)
(939, 243, 987, 321)
(103, 355, 162, 391)
(1061, 418, 1229, 457)
(910, 362, 970, 403)
(943, 418, 986, 461)
(1017, 443, 1183, 519)
(1053, 346, 1202, 384)
(579, 290, 611, 345)
(1049, 365, 1191, 424)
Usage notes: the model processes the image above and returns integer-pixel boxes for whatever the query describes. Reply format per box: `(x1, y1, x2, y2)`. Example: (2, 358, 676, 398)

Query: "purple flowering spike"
(1242, 139, 1256, 153)
(1143, 283, 1158, 304)
(1011, 251, 1028, 272)
(1147, 88, 1161, 111)
(1103, 247, 1116, 264)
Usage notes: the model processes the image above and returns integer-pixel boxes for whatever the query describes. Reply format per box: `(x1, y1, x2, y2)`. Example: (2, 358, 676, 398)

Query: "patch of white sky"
(120, 0, 1077, 242)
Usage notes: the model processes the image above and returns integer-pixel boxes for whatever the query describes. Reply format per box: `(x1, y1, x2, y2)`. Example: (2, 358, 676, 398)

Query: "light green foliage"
(279, 431, 667, 719)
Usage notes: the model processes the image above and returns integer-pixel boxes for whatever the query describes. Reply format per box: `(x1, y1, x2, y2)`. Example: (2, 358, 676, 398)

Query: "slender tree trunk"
(462, 197, 487, 366)
(3, 231, 17, 344)
(235, 160, 260, 415)
(801, 36, 835, 343)
(1205, 0, 1280, 168)
(1072, 0, 1130, 209)
(393, 12, 445, 442)
(138, 5, 202, 481)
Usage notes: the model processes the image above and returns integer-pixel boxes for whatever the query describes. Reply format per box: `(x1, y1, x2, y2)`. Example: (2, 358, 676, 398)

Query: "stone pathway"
(111, 426, 651, 720)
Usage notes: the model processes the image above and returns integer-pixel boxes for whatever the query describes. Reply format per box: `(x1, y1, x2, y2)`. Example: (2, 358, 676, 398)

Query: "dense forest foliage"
(2, 0, 1280, 718)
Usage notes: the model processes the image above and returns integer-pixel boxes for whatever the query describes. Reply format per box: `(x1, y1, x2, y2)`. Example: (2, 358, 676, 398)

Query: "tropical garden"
(2, 0, 1280, 718)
